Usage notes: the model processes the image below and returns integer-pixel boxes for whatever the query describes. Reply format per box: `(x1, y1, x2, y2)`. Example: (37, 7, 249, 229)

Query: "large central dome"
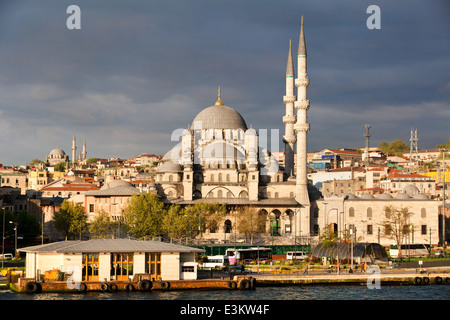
(191, 88, 248, 130)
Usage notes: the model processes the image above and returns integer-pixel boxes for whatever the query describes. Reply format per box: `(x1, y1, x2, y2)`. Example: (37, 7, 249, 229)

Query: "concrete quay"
(252, 267, 450, 286)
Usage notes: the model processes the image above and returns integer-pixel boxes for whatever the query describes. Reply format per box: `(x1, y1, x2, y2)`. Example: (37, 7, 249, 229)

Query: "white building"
(20, 239, 204, 281)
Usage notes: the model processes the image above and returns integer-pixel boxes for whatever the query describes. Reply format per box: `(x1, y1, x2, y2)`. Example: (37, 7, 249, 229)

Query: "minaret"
(294, 17, 311, 238)
(82, 138, 87, 161)
(294, 16, 310, 206)
(283, 39, 297, 177)
(72, 131, 77, 167)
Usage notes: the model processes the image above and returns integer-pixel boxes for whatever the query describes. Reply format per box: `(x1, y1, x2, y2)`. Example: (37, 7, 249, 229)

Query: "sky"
(0, 0, 449, 166)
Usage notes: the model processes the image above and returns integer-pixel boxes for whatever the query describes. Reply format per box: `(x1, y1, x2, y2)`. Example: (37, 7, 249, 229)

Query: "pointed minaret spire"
(298, 16, 307, 58)
(283, 38, 297, 177)
(286, 39, 294, 77)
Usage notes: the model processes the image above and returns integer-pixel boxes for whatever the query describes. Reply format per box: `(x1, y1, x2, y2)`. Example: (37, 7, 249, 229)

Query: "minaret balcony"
(295, 77, 309, 87)
(283, 95, 296, 104)
(283, 135, 297, 144)
(294, 123, 310, 133)
(294, 100, 310, 111)
(283, 115, 296, 125)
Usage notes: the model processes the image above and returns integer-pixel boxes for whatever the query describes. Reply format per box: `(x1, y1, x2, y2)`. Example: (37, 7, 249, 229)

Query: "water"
(1, 284, 448, 300)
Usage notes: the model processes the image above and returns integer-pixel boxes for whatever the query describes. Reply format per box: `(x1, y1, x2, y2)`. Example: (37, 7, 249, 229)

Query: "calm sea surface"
(0, 285, 448, 300)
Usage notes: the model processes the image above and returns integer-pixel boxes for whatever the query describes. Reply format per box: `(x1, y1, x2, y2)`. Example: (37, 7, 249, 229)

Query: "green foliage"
(435, 139, 450, 149)
(29, 159, 44, 167)
(378, 140, 409, 155)
(89, 211, 117, 239)
(319, 224, 339, 248)
(53, 200, 87, 239)
(381, 205, 413, 258)
(54, 162, 66, 172)
(122, 193, 165, 238)
(237, 206, 266, 244)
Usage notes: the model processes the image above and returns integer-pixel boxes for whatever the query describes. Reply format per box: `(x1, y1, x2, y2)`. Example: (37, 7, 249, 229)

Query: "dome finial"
(215, 85, 223, 106)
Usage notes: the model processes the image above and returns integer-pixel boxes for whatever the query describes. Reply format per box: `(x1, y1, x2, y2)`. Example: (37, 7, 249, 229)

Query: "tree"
(435, 139, 450, 149)
(29, 159, 44, 167)
(162, 204, 190, 242)
(380, 205, 413, 258)
(54, 162, 66, 172)
(53, 200, 87, 239)
(378, 140, 409, 155)
(237, 206, 265, 245)
(89, 211, 117, 239)
(122, 193, 165, 238)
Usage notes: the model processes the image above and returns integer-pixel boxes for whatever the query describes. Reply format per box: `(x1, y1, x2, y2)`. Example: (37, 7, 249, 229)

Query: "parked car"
(286, 251, 308, 261)
(0, 253, 14, 259)
(0, 267, 24, 277)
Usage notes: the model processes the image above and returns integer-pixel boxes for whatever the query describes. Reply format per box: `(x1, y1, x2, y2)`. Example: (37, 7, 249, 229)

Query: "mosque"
(154, 17, 440, 246)
(45, 132, 87, 167)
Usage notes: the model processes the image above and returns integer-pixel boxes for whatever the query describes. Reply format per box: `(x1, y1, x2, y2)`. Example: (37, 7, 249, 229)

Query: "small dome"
(100, 180, 133, 190)
(344, 193, 357, 200)
(395, 192, 411, 199)
(157, 161, 183, 173)
(403, 184, 420, 196)
(359, 192, 374, 199)
(162, 146, 182, 162)
(412, 193, 429, 200)
(375, 193, 393, 199)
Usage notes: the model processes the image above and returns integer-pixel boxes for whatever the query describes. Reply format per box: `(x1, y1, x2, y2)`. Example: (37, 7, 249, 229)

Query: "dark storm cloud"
(0, 0, 448, 165)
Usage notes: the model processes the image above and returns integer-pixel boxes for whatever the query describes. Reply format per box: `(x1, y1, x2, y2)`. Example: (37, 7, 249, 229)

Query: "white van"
(0, 253, 14, 259)
(286, 251, 307, 260)
(202, 255, 229, 270)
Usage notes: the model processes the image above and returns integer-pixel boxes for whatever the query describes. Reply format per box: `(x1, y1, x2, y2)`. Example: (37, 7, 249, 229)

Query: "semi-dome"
(157, 161, 183, 173)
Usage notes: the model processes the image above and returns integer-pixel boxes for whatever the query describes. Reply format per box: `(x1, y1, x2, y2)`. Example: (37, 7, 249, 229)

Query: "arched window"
(421, 208, 426, 218)
(226, 174, 230, 182)
(227, 191, 232, 198)
(239, 190, 248, 198)
(210, 174, 214, 182)
(367, 207, 372, 218)
(224, 220, 232, 233)
(218, 190, 223, 198)
(168, 175, 173, 182)
(349, 207, 355, 218)
(218, 173, 222, 182)
(274, 192, 279, 198)
(168, 191, 173, 198)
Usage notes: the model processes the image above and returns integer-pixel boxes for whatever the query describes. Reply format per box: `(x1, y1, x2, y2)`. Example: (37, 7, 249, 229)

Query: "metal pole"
(2, 209, 5, 268)
(443, 149, 446, 251)
(350, 227, 353, 272)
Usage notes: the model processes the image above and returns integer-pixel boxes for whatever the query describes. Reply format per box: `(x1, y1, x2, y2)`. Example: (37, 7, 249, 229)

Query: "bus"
(389, 244, 430, 258)
(202, 255, 229, 270)
(225, 247, 272, 264)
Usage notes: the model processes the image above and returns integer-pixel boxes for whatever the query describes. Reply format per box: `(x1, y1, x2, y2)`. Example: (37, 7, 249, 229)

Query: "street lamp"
(2, 209, 5, 268)
(350, 227, 354, 273)
(9, 221, 17, 258)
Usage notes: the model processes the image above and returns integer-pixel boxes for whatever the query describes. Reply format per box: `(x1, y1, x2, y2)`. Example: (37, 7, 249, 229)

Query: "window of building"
(82, 253, 99, 281)
(421, 225, 427, 235)
(218, 190, 223, 197)
(111, 253, 134, 281)
(421, 208, 426, 218)
(367, 225, 373, 235)
(145, 253, 161, 281)
(367, 207, 372, 219)
(89, 204, 94, 213)
(349, 207, 354, 218)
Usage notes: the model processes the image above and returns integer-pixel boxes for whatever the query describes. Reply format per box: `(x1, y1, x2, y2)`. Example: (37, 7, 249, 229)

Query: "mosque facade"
(152, 18, 440, 246)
